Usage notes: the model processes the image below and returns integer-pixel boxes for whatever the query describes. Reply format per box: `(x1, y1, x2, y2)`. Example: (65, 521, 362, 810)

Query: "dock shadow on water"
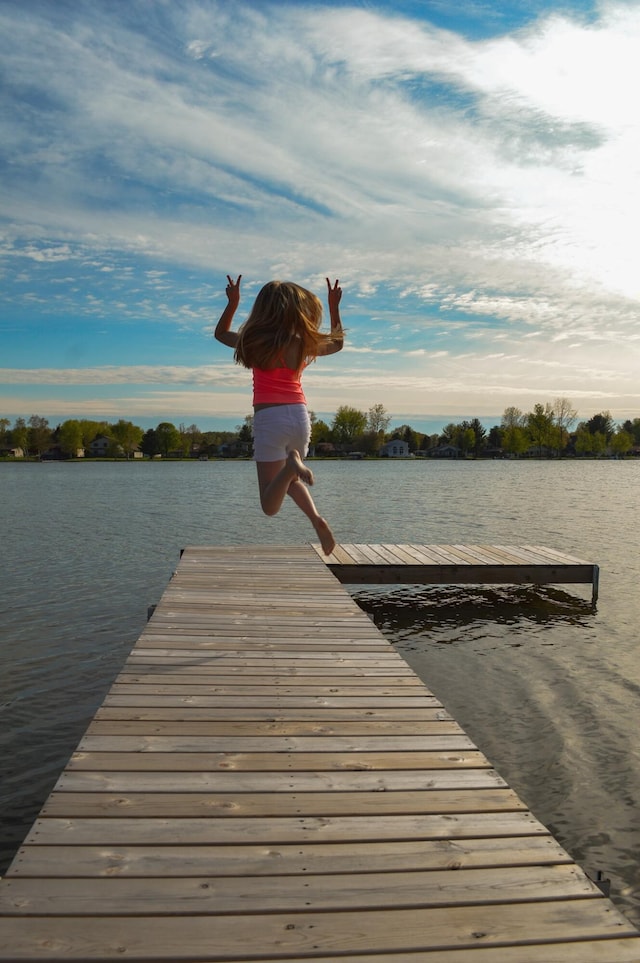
(355, 582, 595, 638)
(353, 584, 640, 930)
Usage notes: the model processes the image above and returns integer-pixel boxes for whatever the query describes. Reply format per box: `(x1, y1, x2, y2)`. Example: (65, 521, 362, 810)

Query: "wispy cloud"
(1, 0, 640, 423)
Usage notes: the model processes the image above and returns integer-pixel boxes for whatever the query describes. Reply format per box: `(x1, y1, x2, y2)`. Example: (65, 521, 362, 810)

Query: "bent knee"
(260, 500, 280, 517)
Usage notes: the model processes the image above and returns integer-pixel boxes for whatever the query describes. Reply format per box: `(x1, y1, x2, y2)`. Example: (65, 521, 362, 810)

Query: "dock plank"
(314, 541, 599, 601)
(0, 543, 630, 961)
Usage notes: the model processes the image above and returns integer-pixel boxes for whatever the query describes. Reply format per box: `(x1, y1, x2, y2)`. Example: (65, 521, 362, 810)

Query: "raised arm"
(214, 274, 242, 348)
(318, 277, 344, 356)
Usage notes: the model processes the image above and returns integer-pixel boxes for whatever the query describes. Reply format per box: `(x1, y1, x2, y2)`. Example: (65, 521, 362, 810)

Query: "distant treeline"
(2, 400, 639, 459)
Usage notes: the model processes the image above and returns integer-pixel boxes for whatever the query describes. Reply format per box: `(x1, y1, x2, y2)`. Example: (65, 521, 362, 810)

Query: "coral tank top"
(252, 364, 307, 406)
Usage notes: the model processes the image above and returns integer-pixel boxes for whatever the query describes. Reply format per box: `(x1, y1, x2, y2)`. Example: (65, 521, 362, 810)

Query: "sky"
(2, 0, 640, 434)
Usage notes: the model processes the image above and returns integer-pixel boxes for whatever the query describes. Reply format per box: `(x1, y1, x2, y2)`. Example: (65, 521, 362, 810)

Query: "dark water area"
(1, 458, 639, 926)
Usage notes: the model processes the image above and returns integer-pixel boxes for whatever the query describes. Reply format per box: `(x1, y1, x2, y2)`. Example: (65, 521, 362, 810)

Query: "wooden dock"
(1, 543, 636, 961)
(315, 542, 600, 602)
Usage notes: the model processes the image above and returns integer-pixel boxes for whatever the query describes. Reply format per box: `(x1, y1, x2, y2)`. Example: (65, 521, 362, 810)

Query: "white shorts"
(253, 404, 311, 462)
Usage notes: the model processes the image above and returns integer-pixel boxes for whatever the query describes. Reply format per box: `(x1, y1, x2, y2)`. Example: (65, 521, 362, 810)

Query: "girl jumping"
(215, 275, 344, 554)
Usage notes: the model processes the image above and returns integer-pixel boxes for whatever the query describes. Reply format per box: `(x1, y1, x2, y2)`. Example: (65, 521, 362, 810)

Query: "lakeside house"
(427, 443, 461, 458)
(379, 439, 410, 458)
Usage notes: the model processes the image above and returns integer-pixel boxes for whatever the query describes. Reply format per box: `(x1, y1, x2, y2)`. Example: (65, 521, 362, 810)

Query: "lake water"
(1, 458, 639, 925)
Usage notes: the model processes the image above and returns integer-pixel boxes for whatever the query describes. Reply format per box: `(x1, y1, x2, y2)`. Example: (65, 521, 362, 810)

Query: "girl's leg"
(256, 451, 313, 517)
(256, 452, 336, 555)
(286, 476, 336, 555)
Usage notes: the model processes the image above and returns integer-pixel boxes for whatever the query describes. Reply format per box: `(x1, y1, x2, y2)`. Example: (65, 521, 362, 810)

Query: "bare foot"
(314, 517, 336, 555)
(287, 449, 314, 486)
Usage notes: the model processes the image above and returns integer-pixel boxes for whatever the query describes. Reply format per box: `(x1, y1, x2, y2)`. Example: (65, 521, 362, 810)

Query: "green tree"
(610, 428, 632, 456)
(155, 422, 180, 457)
(310, 419, 332, 445)
(502, 424, 528, 456)
(459, 427, 475, 455)
(27, 415, 51, 457)
(526, 403, 558, 454)
(585, 411, 615, 441)
(58, 420, 84, 456)
(112, 419, 144, 458)
(459, 418, 486, 456)
(0, 418, 10, 446)
(332, 406, 367, 446)
(11, 418, 28, 452)
(440, 423, 461, 446)
(236, 415, 253, 455)
(621, 418, 640, 445)
(141, 428, 160, 457)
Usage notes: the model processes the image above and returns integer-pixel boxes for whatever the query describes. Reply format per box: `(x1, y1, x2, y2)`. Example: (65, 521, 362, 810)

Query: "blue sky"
(2, 0, 639, 433)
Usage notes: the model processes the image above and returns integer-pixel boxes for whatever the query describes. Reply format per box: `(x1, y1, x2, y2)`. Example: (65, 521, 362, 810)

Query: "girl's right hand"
(226, 274, 242, 308)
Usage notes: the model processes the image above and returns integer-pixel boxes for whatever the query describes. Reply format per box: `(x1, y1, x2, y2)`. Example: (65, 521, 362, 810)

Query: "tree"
(367, 404, 391, 435)
(11, 418, 28, 452)
(610, 428, 633, 456)
(459, 418, 486, 456)
(112, 419, 144, 458)
(552, 397, 577, 435)
(440, 423, 460, 445)
(621, 418, 640, 445)
(501, 407, 525, 430)
(575, 426, 606, 456)
(459, 427, 476, 455)
(58, 419, 84, 457)
(331, 406, 367, 446)
(0, 418, 10, 445)
(237, 415, 253, 454)
(526, 403, 558, 454)
(155, 422, 180, 457)
(27, 415, 51, 457)
(502, 424, 528, 456)
(311, 419, 331, 445)
(585, 411, 615, 441)
(141, 428, 160, 457)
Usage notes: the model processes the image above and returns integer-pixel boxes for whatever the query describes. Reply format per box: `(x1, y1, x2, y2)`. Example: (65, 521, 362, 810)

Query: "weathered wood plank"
(0, 865, 601, 915)
(0, 902, 636, 961)
(94, 704, 447, 720)
(8, 835, 573, 878)
(22, 811, 548, 845)
(66, 749, 492, 771)
(52, 768, 507, 793)
(41, 787, 524, 818)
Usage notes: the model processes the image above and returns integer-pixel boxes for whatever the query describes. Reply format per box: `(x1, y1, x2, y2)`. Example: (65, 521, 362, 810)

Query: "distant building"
(427, 443, 461, 459)
(89, 435, 112, 456)
(379, 439, 409, 458)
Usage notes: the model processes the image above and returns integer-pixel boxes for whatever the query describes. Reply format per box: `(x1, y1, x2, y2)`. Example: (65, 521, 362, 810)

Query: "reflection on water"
(356, 583, 596, 633)
(355, 583, 640, 926)
(1, 459, 639, 926)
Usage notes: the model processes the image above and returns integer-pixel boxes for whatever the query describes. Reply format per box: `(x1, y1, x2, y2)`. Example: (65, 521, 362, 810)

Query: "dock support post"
(592, 564, 600, 605)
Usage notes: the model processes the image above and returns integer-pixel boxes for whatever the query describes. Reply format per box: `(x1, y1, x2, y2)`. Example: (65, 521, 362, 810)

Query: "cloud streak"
(1, 0, 640, 424)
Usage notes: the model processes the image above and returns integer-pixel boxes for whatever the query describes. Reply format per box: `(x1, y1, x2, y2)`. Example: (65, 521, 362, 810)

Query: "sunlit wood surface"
(0, 544, 634, 961)
(315, 542, 599, 601)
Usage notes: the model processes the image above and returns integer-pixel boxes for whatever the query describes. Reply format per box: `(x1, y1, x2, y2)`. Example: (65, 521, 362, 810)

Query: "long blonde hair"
(234, 281, 331, 370)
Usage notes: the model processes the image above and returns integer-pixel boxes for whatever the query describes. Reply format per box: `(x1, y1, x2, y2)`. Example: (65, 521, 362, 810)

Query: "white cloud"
(2, 1, 640, 420)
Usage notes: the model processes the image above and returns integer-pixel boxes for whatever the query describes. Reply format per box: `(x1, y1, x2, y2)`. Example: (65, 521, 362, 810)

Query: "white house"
(379, 439, 410, 458)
